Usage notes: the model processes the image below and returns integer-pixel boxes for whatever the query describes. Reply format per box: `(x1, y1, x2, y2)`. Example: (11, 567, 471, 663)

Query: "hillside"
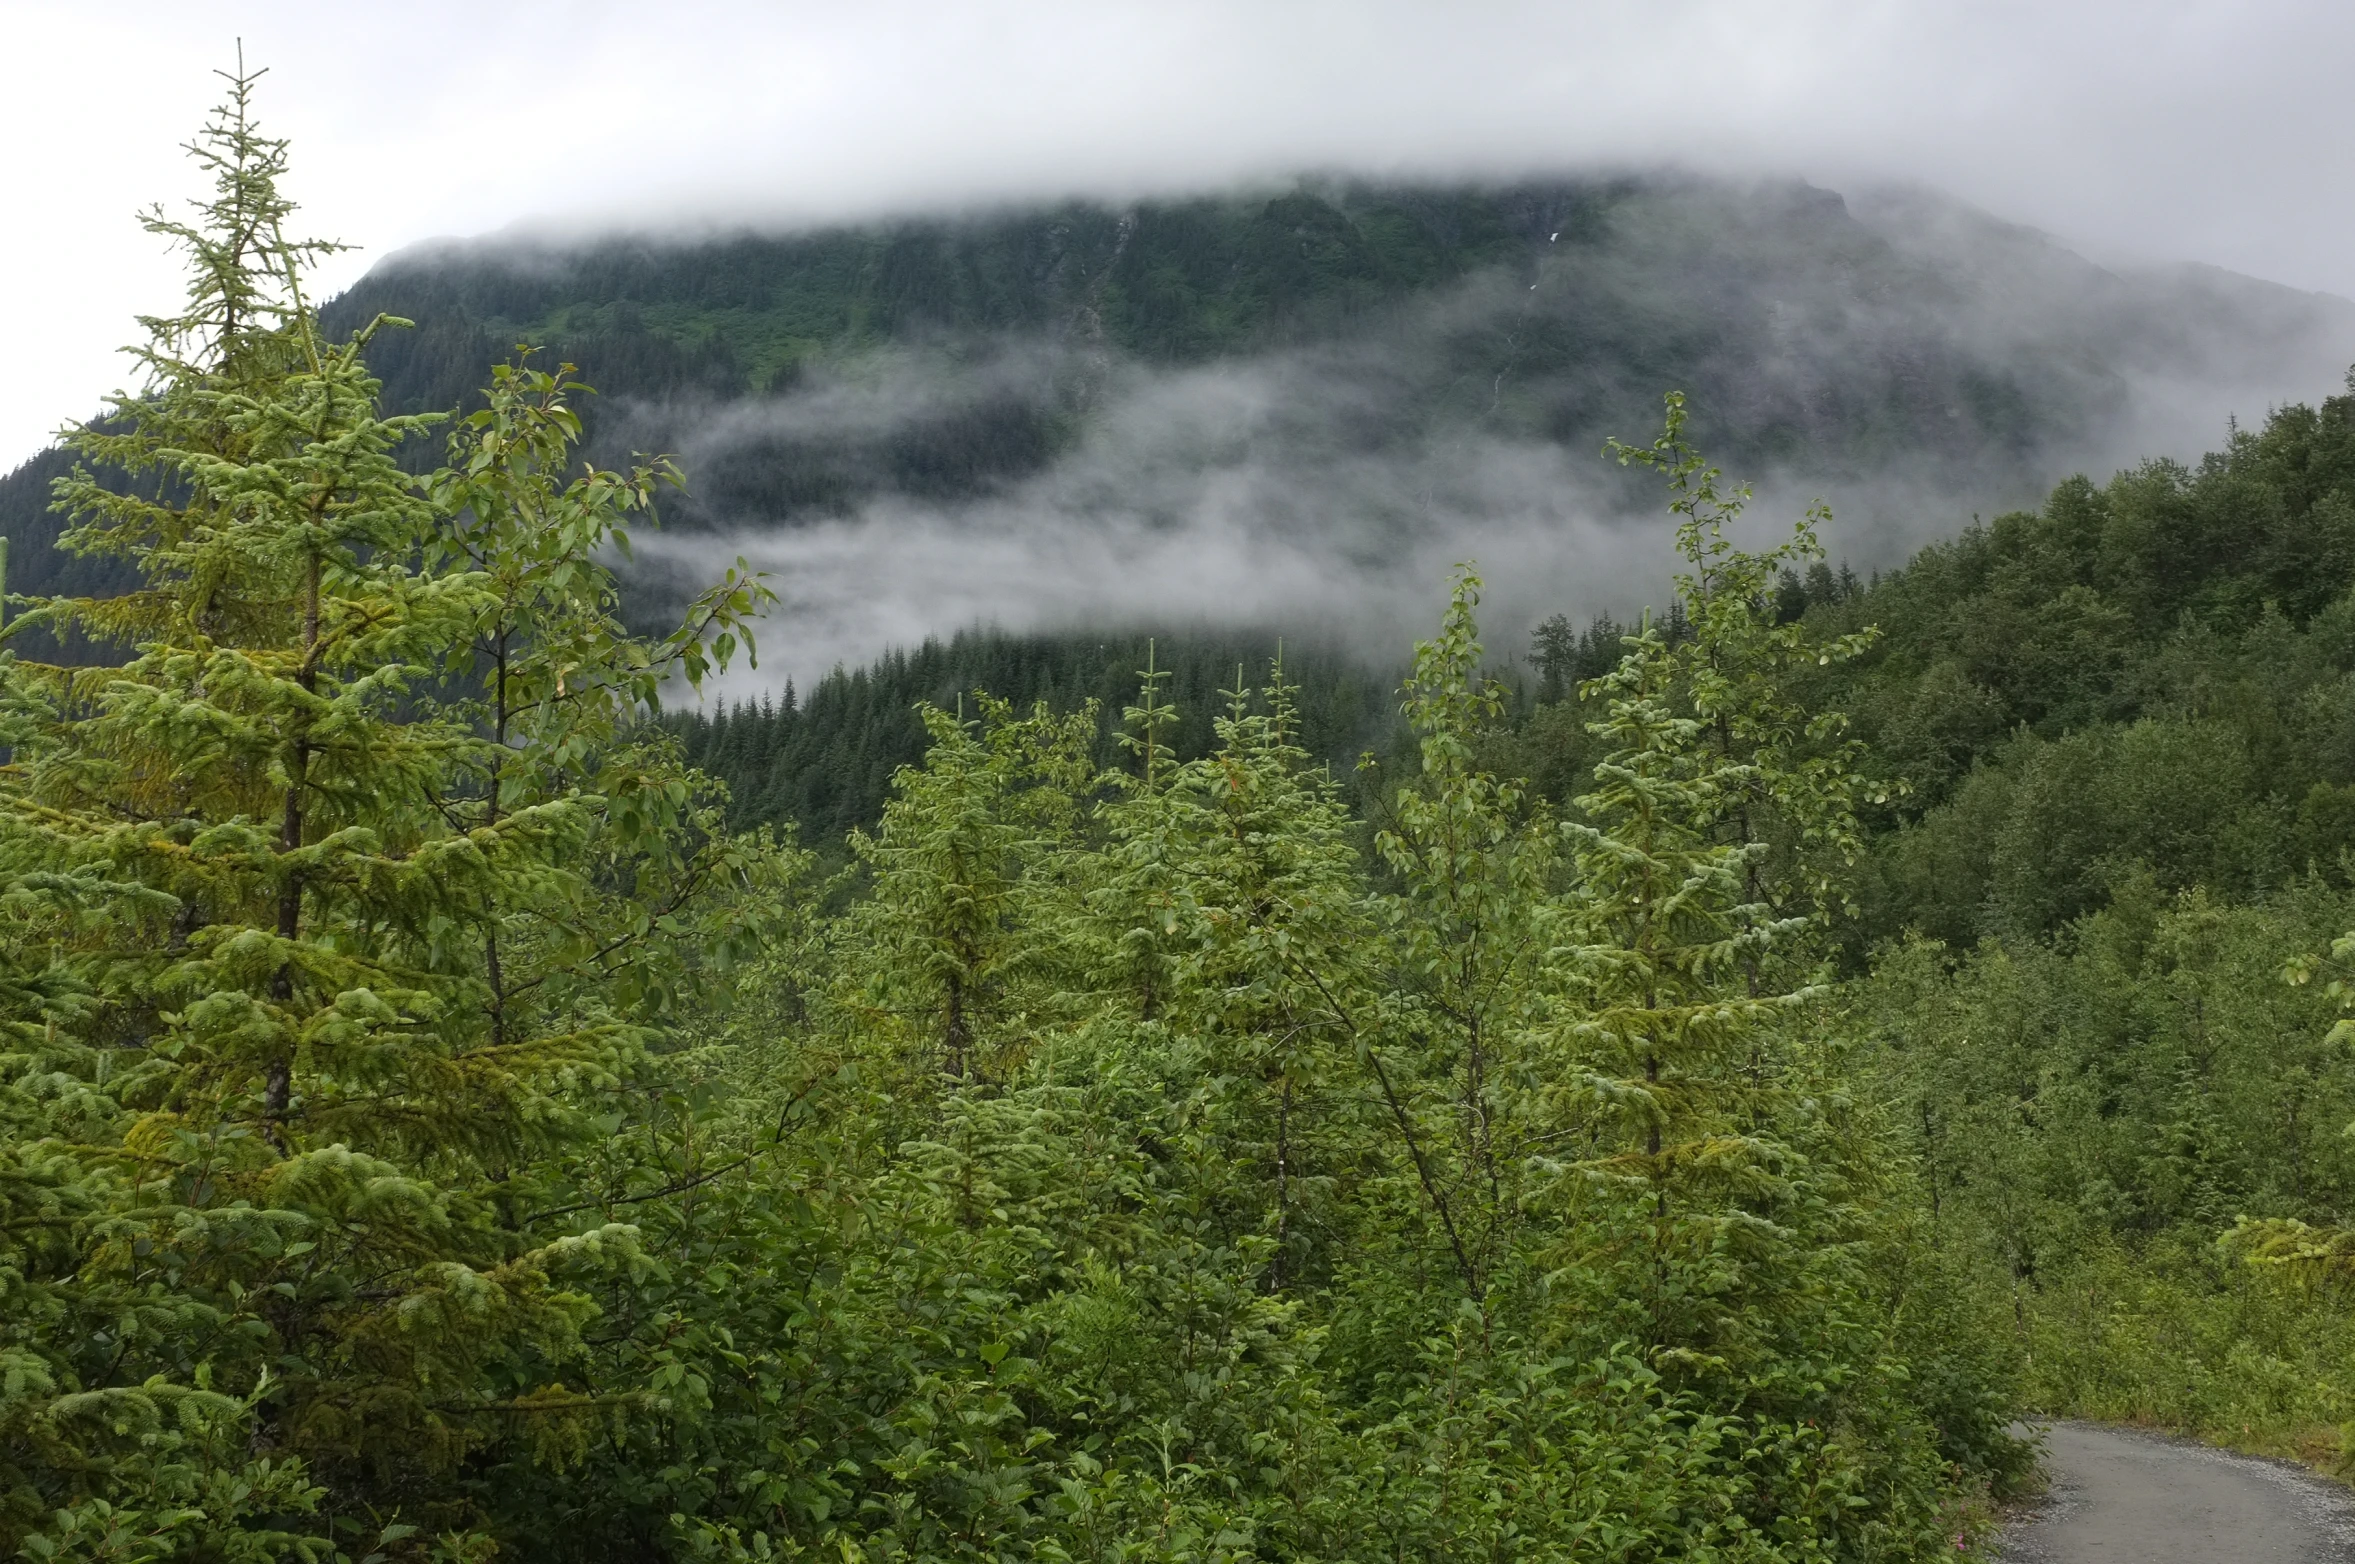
(335, 174, 2354, 487)
(663, 373, 2355, 884)
(22, 81, 2355, 1557)
(6, 172, 2350, 673)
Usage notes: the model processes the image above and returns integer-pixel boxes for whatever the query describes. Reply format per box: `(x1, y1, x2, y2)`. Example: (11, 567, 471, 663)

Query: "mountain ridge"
(4, 171, 2350, 678)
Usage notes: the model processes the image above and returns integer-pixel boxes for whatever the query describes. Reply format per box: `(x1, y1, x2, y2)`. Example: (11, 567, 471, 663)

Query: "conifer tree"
(1365, 573, 1557, 1303)
(0, 65, 773, 1557)
(1605, 392, 1883, 959)
(1103, 660, 1369, 1287)
(1546, 399, 1890, 1402)
(834, 698, 1096, 1086)
(1551, 613, 1812, 1351)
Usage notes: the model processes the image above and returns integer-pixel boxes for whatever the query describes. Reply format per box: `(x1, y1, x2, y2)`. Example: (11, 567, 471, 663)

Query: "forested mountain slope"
(1822, 384, 2355, 946)
(5, 172, 2350, 664)
(329, 174, 2354, 500)
(668, 375, 2355, 897)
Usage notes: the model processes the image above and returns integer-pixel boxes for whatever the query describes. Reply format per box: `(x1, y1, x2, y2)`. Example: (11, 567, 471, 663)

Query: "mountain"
(5, 173, 2351, 675)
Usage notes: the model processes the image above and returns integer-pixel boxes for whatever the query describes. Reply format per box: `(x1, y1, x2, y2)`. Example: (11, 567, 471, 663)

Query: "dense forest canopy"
(12, 66, 2355, 1564)
(664, 631, 1396, 848)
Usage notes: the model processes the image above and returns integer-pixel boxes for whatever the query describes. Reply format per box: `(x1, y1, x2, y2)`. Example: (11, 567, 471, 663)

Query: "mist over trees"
(7, 160, 2353, 678)
(13, 62, 2355, 1564)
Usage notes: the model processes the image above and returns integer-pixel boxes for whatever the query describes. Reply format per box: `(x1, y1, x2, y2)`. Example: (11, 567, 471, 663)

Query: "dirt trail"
(2000, 1422, 2355, 1562)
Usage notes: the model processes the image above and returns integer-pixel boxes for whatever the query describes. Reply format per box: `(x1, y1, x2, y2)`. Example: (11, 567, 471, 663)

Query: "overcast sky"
(3, 0, 2348, 468)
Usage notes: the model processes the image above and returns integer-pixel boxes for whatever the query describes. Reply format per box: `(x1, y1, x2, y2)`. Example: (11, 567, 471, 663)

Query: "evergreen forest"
(13, 71, 2355, 1564)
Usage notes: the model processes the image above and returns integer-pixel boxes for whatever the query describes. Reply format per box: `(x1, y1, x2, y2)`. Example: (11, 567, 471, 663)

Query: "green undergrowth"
(2018, 1241, 2355, 1472)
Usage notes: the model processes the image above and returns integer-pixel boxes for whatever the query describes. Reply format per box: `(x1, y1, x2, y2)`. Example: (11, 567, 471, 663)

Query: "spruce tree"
(833, 698, 1097, 1087)
(0, 66, 772, 1556)
(1543, 399, 1898, 1426)
(1366, 573, 1557, 1304)
(1605, 392, 1882, 957)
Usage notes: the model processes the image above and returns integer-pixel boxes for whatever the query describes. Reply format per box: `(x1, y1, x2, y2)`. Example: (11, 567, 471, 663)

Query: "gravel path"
(2000, 1422, 2355, 1562)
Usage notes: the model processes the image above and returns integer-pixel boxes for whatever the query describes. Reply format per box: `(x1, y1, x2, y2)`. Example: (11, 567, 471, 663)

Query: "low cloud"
(636, 411, 1675, 690)
(603, 180, 2355, 696)
(16, 1, 2355, 473)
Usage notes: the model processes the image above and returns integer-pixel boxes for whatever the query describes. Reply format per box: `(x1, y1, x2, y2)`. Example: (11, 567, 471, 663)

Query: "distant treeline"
(666, 628, 1401, 845)
(669, 580, 1904, 854)
(684, 372, 2355, 954)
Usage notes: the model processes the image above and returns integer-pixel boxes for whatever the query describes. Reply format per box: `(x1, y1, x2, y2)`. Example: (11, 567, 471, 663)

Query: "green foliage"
(1460, 372, 2355, 1473)
(1501, 388, 2355, 961)
(446, 424, 2008, 1557)
(1858, 875, 2355, 1457)
(1836, 392, 2355, 944)
(0, 69, 781, 1559)
(2016, 1236, 2355, 1464)
(1, 68, 2051, 1564)
(665, 630, 1394, 847)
